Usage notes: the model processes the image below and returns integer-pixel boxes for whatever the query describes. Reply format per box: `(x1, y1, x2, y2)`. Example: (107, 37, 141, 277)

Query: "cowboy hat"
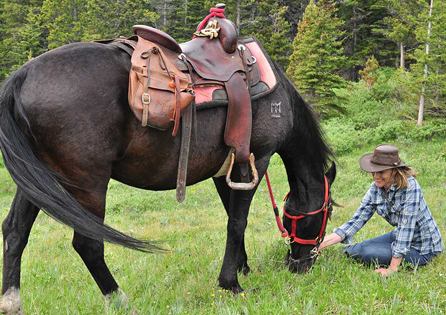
(359, 145, 407, 173)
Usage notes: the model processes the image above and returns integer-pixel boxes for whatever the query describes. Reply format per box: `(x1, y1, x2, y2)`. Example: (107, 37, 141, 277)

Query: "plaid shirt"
(334, 177, 444, 258)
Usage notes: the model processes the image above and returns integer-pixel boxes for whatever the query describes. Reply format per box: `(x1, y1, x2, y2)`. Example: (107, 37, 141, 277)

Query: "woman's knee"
(344, 243, 392, 265)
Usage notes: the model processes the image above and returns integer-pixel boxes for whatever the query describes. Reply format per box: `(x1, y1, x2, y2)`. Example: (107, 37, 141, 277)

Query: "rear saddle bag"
(128, 36, 194, 135)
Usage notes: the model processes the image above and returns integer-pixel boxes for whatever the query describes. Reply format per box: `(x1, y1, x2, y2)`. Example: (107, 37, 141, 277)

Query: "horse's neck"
(283, 157, 325, 206)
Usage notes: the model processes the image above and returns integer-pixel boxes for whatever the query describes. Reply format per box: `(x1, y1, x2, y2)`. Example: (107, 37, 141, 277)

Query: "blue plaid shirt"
(334, 177, 443, 258)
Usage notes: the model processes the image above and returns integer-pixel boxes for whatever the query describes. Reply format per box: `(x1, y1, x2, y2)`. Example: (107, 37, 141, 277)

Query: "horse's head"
(282, 162, 336, 273)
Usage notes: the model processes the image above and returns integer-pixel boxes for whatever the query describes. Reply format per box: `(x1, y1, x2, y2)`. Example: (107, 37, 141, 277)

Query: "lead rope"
(265, 171, 290, 241)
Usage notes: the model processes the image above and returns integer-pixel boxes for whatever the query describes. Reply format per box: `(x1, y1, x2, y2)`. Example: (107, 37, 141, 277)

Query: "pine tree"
(40, 0, 89, 49)
(287, 0, 346, 115)
(338, 0, 396, 80)
(0, 0, 45, 81)
(411, 0, 446, 124)
(375, 0, 422, 69)
(249, 0, 292, 68)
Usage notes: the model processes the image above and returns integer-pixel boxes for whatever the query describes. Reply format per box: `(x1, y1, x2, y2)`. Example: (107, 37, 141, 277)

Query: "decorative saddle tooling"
(104, 5, 277, 202)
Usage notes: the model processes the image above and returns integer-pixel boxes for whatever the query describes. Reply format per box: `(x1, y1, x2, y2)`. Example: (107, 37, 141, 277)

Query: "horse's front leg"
(0, 189, 40, 315)
(213, 177, 250, 275)
(217, 186, 257, 293)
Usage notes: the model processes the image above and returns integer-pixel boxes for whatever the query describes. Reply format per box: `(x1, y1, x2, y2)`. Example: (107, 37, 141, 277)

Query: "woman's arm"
(318, 233, 342, 251)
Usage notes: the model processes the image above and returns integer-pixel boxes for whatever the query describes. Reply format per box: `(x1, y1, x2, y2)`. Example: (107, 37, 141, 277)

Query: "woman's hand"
(318, 233, 342, 251)
(374, 267, 397, 276)
(374, 257, 401, 276)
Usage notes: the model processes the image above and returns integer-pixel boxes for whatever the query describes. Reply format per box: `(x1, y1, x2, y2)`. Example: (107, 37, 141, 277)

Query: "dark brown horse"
(0, 39, 335, 314)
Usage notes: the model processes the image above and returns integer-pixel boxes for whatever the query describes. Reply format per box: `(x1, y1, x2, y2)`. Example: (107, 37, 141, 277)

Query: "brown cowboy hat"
(359, 145, 407, 173)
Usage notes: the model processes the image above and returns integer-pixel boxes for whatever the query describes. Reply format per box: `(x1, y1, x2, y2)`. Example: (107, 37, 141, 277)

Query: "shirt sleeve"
(391, 181, 420, 258)
(333, 188, 376, 244)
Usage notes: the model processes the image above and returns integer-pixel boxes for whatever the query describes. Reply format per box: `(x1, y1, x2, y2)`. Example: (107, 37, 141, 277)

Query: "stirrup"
(226, 153, 259, 190)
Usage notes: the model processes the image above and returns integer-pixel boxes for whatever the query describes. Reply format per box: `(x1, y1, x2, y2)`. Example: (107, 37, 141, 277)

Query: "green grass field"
(0, 138, 445, 314)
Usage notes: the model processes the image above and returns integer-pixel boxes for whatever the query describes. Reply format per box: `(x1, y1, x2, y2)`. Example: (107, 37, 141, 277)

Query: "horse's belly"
(111, 109, 230, 190)
(111, 145, 229, 190)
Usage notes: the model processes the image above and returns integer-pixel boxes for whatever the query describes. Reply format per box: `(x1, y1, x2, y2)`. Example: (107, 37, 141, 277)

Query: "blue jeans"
(343, 231, 434, 267)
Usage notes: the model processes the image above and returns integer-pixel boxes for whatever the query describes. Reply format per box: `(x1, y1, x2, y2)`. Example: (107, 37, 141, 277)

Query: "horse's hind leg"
(72, 233, 129, 308)
(0, 188, 40, 315)
(70, 190, 130, 309)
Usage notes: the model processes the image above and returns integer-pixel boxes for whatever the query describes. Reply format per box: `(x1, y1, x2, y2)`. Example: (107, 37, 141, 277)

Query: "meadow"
(0, 138, 445, 314)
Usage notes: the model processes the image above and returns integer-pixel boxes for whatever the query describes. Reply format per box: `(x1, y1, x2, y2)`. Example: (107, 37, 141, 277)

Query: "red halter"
(265, 173, 330, 246)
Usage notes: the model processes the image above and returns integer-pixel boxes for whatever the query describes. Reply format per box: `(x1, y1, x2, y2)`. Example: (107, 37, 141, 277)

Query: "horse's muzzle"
(285, 250, 317, 273)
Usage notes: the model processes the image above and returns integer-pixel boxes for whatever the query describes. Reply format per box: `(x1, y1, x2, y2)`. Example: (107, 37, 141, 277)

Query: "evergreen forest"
(1, 0, 445, 154)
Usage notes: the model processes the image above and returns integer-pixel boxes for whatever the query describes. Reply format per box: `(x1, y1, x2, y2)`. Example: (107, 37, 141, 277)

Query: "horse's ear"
(325, 161, 336, 185)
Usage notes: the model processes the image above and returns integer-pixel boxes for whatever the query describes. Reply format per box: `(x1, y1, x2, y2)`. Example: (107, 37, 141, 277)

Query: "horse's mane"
(276, 63, 334, 175)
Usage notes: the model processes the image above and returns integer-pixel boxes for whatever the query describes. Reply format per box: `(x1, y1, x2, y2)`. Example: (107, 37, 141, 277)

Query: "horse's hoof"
(229, 285, 244, 294)
(0, 288, 25, 315)
(105, 288, 129, 311)
(240, 265, 251, 276)
(0, 306, 25, 315)
(243, 287, 258, 294)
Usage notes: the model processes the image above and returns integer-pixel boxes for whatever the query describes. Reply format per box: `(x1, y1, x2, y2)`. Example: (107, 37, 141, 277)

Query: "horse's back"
(10, 41, 230, 190)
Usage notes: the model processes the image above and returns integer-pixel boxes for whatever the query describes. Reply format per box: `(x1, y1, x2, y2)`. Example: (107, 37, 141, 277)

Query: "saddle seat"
(134, 18, 246, 82)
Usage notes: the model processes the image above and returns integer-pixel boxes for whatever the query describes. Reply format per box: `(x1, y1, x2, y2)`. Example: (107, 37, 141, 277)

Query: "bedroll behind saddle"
(128, 37, 194, 136)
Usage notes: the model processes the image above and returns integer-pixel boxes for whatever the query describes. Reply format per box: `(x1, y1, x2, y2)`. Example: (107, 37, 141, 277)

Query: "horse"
(0, 37, 336, 314)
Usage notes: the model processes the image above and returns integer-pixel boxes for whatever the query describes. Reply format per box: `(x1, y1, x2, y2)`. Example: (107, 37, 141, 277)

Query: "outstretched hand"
(374, 267, 397, 277)
(318, 233, 342, 252)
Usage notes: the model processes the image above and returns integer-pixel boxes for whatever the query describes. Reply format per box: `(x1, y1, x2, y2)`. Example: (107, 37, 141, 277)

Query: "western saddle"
(123, 4, 269, 202)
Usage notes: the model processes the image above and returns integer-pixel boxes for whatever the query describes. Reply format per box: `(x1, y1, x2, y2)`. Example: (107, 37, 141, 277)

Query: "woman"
(319, 144, 443, 276)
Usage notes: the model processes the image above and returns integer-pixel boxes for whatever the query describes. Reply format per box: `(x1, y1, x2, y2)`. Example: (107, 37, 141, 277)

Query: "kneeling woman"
(319, 145, 443, 276)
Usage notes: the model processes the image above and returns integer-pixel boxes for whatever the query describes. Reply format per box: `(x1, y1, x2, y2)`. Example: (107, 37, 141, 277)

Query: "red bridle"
(265, 172, 331, 246)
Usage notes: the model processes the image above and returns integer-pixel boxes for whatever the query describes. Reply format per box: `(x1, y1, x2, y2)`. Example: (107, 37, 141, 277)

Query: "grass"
(0, 138, 445, 314)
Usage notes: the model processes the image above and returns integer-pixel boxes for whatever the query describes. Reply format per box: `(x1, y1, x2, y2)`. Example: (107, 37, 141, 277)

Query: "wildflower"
(241, 292, 245, 297)
(211, 293, 215, 297)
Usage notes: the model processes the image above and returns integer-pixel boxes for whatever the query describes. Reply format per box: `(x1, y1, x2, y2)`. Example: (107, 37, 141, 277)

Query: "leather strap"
(141, 51, 152, 127)
(224, 72, 252, 164)
(176, 102, 194, 202)
(172, 74, 182, 136)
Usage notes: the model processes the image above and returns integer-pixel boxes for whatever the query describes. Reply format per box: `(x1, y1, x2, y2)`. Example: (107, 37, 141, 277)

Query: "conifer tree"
(249, 0, 292, 68)
(287, 0, 346, 114)
(411, 0, 446, 124)
(338, 0, 395, 80)
(0, 0, 45, 80)
(82, 0, 158, 41)
(376, 0, 422, 69)
(40, 0, 88, 49)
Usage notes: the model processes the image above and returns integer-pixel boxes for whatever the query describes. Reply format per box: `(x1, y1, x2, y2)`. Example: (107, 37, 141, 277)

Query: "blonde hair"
(393, 166, 418, 189)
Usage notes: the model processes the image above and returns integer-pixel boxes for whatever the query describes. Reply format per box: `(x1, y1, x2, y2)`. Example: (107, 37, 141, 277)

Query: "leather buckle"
(141, 92, 151, 105)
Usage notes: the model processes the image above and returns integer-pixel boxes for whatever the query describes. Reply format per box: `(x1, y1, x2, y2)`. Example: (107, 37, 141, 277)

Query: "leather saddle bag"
(129, 36, 194, 134)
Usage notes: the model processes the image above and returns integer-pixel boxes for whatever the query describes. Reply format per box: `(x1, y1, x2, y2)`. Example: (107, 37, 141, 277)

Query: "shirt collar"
(377, 180, 397, 196)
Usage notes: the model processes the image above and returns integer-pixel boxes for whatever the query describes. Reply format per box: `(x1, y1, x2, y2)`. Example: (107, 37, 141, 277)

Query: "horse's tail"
(0, 68, 162, 253)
